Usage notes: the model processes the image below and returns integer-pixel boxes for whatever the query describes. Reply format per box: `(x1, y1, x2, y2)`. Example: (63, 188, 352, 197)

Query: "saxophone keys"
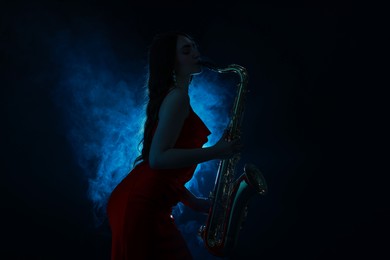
(198, 225, 206, 238)
(240, 206, 249, 230)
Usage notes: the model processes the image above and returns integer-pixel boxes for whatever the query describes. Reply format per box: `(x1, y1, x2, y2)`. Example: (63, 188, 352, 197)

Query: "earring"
(172, 70, 177, 87)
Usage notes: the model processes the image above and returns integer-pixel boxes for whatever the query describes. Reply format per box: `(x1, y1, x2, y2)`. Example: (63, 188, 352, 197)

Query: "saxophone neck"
(198, 56, 219, 70)
(198, 57, 247, 78)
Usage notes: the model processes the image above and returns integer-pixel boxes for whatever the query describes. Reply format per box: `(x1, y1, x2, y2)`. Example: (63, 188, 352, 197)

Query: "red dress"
(106, 99, 211, 260)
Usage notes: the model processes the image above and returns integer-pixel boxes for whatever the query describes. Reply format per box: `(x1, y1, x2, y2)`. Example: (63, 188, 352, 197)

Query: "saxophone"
(197, 58, 268, 257)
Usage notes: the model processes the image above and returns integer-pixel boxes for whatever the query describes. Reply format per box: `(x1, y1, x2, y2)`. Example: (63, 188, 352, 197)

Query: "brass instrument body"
(197, 60, 268, 257)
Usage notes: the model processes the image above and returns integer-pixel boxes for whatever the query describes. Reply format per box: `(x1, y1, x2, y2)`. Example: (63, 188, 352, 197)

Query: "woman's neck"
(174, 74, 191, 93)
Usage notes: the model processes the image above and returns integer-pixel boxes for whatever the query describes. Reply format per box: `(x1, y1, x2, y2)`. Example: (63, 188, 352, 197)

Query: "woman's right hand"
(212, 131, 243, 160)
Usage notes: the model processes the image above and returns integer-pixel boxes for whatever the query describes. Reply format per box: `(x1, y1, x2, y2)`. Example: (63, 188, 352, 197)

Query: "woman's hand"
(213, 130, 243, 160)
(181, 188, 211, 214)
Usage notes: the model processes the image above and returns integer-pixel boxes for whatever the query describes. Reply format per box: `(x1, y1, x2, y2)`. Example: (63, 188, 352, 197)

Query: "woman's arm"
(149, 88, 218, 169)
(151, 146, 219, 169)
(181, 187, 211, 214)
(149, 88, 242, 169)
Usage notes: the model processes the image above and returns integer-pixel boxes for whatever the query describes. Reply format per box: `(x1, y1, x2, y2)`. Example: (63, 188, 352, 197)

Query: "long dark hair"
(132, 31, 195, 168)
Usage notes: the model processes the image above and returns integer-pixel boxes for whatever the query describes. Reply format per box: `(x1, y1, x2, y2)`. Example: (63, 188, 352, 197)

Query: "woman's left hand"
(180, 187, 211, 214)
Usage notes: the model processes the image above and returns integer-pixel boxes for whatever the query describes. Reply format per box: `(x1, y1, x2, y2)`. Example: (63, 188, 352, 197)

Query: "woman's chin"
(192, 67, 203, 75)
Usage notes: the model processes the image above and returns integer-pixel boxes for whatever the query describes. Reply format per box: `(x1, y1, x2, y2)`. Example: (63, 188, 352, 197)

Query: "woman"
(106, 31, 243, 260)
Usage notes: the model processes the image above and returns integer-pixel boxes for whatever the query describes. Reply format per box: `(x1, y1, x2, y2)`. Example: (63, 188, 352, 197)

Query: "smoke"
(50, 27, 147, 226)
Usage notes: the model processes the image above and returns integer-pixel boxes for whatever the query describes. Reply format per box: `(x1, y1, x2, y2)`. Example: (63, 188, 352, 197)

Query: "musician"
(106, 30, 242, 259)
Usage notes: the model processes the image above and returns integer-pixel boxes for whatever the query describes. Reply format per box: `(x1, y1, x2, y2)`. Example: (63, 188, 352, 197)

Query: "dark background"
(2, 1, 387, 259)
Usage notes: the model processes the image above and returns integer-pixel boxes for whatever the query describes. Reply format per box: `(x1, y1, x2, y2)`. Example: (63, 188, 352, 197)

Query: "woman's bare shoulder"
(159, 87, 190, 120)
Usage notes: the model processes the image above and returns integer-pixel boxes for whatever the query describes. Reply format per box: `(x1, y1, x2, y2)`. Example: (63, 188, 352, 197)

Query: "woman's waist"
(126, 190, 179, 213)
(127, 174, 178, 199)
(137, 160, 195, 173)
(132, 162, 195, 184)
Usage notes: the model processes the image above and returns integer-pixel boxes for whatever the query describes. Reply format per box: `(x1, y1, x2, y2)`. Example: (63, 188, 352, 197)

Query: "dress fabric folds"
(107, 96, 211, 260)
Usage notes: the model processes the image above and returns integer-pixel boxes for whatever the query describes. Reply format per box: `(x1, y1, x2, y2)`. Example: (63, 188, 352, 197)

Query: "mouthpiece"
(198, 57, 218, 69)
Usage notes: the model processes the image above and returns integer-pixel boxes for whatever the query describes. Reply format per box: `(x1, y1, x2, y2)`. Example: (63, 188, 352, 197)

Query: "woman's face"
(175, 35, 202, 76)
